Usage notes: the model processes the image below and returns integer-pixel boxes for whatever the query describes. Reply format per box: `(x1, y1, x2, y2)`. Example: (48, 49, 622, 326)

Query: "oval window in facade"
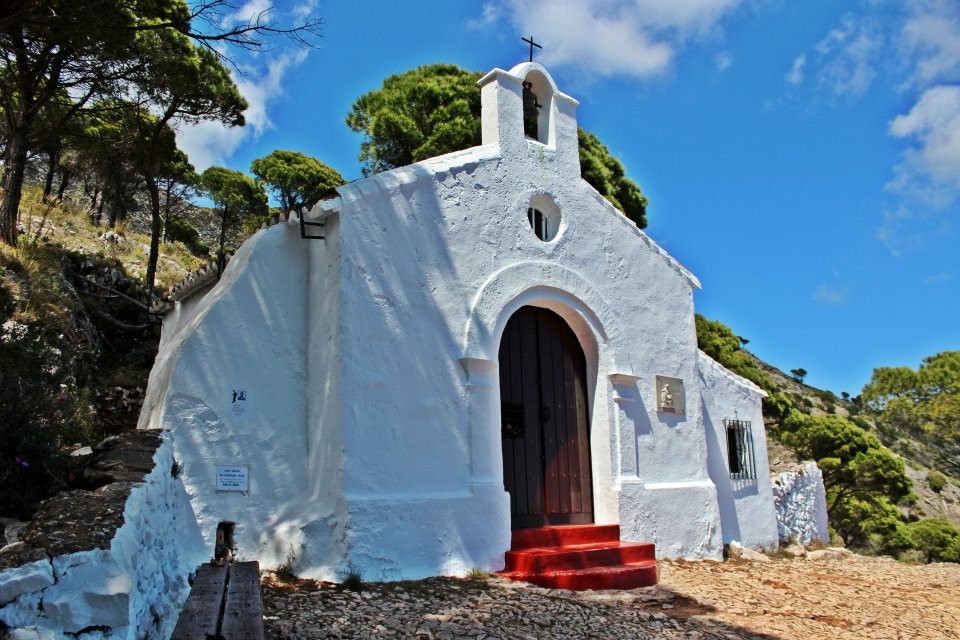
(527, 195, 561, 242)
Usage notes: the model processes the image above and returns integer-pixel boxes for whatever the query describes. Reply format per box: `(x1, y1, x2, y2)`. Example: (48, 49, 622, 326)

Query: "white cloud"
(812, 14, 883, 99)
(226, 0, 272, 26)
(888, 84, 960, 201)
(630, 0, 741, 35)
(176, 50, 309, 171)
(714, 51, 732, 72)
(924, 271, 953, 284)
(474, 0, 745, 79)
(902, 1, 960, 87)
(468, 3, 502, 30)
(875, 205, 945, 256)
(785, 54, 805, 85)
(292, 0, 318, 21)
(813, 284, 848, 305)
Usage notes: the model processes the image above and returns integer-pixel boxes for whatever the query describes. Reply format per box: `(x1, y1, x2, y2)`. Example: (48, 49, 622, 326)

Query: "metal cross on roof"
(522, 36, 542, 62)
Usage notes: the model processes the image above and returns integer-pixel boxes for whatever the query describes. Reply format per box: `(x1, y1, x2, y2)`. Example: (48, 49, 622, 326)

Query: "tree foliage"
(345, 64, 482, 176)
(0, 0, 178, 245)
(862, 351, 960, 474)
(577, 129, 648, 228)
(129, 26, 247, 300)
(200, 166, 268, 268)
(778, 411, 914, 548)
(1, 0, 320, 247)
(905, 518, 960, 563)
(694, 314, 770, 390)
(345, 63, 649, 228)
(251, 150, 345, 214)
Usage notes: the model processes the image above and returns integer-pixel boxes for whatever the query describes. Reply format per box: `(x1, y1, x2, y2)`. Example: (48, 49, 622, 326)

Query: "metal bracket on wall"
(299, 213, 325, 240)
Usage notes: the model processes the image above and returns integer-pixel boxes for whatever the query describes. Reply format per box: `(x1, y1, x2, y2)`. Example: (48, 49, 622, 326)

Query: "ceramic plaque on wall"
(655, 375, 685, 416)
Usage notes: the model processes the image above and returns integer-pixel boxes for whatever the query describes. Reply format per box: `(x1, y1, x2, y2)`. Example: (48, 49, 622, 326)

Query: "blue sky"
(177, 0, 959, 397)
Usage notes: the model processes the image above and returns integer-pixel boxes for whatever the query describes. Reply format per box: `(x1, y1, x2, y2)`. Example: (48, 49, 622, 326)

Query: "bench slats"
(171, 563, 228, 640)
(220, 561, 264, 640)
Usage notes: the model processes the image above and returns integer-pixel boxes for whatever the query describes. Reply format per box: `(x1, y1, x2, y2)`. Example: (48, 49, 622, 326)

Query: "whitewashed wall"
(137, 224, 350, 578)
(772, 462, 830, 545)
(0, 436, 205, 639)
(698, 351, 779, 550)
(326, 63, 725, 574)
(140, 62, 775, 580)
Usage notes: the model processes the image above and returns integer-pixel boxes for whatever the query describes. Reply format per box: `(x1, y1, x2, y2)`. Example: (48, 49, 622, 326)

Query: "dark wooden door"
(499, 306, 593, 529)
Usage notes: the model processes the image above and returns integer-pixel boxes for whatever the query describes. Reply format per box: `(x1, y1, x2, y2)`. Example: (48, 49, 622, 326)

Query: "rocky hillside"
(748, 351, 960, 529)
(1, 187, 205, 519)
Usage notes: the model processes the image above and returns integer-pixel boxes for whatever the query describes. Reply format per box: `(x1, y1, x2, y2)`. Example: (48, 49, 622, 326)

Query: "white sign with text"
(216, 465, 249, 492)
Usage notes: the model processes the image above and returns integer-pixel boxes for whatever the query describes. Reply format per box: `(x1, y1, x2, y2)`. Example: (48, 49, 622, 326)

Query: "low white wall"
(0, 435, 206, 639)
(771, 461, 830, 545)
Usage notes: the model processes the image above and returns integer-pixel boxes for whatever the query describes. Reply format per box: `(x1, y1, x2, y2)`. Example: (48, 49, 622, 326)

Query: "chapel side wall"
(698, 351, 778, 550)
(301, 212, 348, 580)
(143, 223, 313, 568)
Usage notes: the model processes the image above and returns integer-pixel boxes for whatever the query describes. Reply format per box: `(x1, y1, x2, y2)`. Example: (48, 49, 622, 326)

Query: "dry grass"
(15, 186, 205, 294)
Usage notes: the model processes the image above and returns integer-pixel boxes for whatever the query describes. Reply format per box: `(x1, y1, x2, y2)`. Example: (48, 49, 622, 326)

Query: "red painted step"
(510, 524, 621, 550)
(499, 525, 658, 591)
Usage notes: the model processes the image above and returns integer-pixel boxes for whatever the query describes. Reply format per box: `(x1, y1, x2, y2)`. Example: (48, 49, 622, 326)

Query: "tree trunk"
(0, 126, 30, 246)
(162, 179, 173, 243)
(57, 167, 72, 200)
(217, 207, 228, 278)
(108, 186, 123, 227)
(144, 176, 163, 307)
(43, 152, 57, 199)
(95, 194, 105, 226)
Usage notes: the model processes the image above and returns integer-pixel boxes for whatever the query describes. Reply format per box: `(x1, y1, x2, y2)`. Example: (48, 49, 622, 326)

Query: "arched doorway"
(499, 306, 593, 529)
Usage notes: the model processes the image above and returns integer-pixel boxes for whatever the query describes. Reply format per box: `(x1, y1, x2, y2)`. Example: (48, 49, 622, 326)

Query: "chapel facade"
(139, 63, 778, 581)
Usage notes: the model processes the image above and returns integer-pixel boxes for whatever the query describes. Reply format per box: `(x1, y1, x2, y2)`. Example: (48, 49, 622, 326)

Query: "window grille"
(528, 207, 553, 241)
(724, 419, 756, 480)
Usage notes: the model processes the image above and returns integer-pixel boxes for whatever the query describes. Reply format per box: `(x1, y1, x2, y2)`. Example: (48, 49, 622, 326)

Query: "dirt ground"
(656, 553, 960, 639)
(261, 552, 960, 639)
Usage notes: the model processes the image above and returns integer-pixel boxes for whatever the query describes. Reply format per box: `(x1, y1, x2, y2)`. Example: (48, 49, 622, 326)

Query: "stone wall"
(0, 431, 206, 639)
(771, 461, 830, 545)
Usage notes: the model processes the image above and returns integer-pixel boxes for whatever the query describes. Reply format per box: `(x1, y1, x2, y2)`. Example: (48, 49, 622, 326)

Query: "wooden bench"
(171, 561, 264, 640)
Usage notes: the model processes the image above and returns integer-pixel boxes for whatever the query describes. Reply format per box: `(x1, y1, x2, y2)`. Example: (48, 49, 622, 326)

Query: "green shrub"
(694, 315, 771, 390)
(927, 470, 948, 493)
(340, 570, 365, 592)
(897, 548, 927, 564)
(466, 567, 491, 581)
(1, 246, 99, 519)
(780, 412, 913, 549)
(815, 389, 839, 403)
(762, 391, 795, 425)
(905, 519, 960, 563)
(165, 215, 209, 257)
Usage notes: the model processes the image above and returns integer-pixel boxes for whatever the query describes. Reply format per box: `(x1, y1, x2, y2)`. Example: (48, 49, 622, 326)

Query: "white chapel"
(139, 62, 779, 583)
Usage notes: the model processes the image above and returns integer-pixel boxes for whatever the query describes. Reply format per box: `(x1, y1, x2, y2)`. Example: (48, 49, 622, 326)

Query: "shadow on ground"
(259, 572, 783, 639)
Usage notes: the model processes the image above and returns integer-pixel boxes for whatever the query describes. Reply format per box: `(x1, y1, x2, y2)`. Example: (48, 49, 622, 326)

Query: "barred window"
(724, 419, 756, 480)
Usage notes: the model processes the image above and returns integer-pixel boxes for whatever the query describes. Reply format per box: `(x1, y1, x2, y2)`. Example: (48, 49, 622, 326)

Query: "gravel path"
(261, 552, 960, 639)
